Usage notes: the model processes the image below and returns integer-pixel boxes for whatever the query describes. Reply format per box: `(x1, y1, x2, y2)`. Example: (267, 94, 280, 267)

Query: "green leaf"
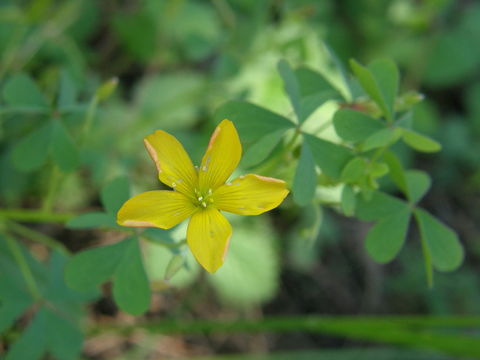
(405, 170, 431, 203)
(293, 143, 317, 206)
(113, 238, 151, 315)
(414, 209, 464, 272)
(304, 134, 353, 179)
(295, 67, 341, 96)
(278, 60, 302, 122)
(209, 220, 278, 307)
(350, 59, 399, 121)
(44, 308, 83, 360)
(11, 122, 53, 172)
(350, 59, 390, 120)
(0, 297, 32, 335)
(51, 119, 79, 172)
(214, 101, 295, 144)
(333, 109, 385, 142)
(341, 185, 356, 217)
(5, 309, 47, 360)
(101, 176, 130, 214)
(65, 240, 130, 291)
(241, 129, 286, 168)
(341, 157, 366, 183)
(66, 212, 117, 229)
(370, 162, 389, 178)
(363, 127, 402, 151)
(356, 191, 407, 221)
(365, 208, 411, 263)
(2, 73, 48, 109)
(299, 90, 340, 123)
(383, 151, 408, 194)
(401, 129, 441, 153)
(367, 59, 399, 118)
(57, 70, 77, 110)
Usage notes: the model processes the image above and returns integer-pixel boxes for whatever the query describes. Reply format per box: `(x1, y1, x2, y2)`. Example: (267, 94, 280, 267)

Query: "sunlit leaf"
(363, 127, 402, 151)
(209, 220, 278, 307)
(402, 129, 441, 153)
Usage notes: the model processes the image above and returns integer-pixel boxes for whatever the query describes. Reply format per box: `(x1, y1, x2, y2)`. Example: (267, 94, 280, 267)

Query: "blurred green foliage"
(1, 0, 479, 359)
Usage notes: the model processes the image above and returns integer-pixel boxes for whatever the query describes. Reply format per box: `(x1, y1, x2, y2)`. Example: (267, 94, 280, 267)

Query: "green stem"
(90, 315, 480, 337)
(80, 96, 99, 146)
(5, 235, 41, 301)
(0, 208, 75, 223)
(42, 165, 62, 212)
(211, 0, 236, 28)
(6, 220, 70, 255)
(255, 128, 301, 175)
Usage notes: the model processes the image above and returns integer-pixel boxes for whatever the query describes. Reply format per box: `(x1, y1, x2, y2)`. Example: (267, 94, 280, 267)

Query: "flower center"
(194, 188, 214, 209)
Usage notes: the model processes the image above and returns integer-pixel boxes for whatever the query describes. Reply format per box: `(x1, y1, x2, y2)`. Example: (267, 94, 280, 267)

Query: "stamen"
(198, 196, 203, 201)
(201, 201, 207, 208)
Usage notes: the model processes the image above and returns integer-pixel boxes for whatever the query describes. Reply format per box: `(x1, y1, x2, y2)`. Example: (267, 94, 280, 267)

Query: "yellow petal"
(144, 130, 198, 197)
(199, 119, 241, 191)
(117, 191, 196, 229)
(187, 208, 232, 273)
(214, 174, 289, 215)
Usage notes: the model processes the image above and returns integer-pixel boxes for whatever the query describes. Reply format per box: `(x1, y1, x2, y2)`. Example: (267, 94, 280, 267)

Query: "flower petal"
(144, 130, 198, 197)
(187, 208, 232, 273)
(199, 119, 241, 191)
(214, 174, 289, 215)
(117, 191, 196, 229)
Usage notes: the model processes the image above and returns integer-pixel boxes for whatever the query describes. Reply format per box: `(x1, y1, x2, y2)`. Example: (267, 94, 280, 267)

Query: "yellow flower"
(117, 119, 289, 273)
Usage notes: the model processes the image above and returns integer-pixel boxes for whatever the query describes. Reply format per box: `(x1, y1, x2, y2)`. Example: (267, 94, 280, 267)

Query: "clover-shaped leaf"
(65, 237, 151, 315)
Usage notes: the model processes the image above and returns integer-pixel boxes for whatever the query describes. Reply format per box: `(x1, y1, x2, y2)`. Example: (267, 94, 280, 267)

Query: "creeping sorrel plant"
(117, 119, 289, 272)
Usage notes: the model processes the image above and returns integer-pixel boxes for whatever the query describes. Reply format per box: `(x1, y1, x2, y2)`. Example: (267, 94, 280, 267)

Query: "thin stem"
(79, 96, 99, 146)
(0, 208, 75, 223)
(41, 165, 62, 212)
(211, 0, 236, 28)
(5, 235, 41, 301)
(6, 220, 70, 255)
(254, 128, 301, 175)
(89, 314, 480, 337)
